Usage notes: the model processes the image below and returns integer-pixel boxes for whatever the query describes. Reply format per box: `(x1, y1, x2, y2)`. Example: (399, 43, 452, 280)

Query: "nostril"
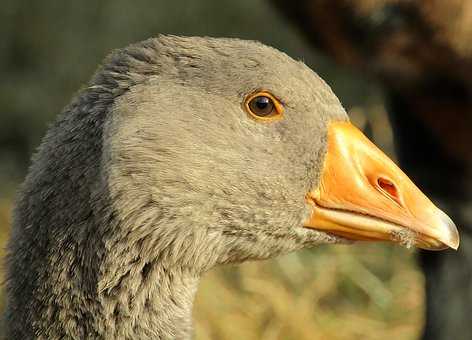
(377, 177, 400, 202)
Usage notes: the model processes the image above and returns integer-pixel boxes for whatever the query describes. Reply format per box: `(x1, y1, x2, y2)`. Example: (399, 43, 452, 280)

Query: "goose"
(5, 35, 459, 340)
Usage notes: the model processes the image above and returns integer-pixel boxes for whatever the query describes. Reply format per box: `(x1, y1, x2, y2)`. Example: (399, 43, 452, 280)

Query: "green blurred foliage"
(0, 1, 420, 339)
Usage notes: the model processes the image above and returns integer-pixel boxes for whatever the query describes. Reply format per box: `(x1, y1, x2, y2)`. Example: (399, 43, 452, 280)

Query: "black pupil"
(250, 96, 274, 116)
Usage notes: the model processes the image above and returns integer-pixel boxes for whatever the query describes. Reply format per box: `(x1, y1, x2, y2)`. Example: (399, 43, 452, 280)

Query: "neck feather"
(5, 38, 203, 339)
(7, 203, 202, 339)
(98, 247, 200, 339)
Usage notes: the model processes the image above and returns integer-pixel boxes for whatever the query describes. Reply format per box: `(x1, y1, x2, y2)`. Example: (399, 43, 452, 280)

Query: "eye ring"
(244, 91, 284, 121)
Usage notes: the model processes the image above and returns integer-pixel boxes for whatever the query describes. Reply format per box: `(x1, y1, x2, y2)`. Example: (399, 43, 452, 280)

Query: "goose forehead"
(162, 37, 329, 95)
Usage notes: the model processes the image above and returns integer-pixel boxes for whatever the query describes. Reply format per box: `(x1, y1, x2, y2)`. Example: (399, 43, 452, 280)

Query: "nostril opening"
(377, 177, 400, 202)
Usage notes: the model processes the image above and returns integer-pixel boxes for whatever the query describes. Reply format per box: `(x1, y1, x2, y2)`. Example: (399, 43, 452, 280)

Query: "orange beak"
(304, 122, 459, 250)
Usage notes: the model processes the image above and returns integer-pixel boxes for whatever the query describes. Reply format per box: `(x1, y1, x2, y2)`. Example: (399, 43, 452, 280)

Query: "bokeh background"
(3, 0, 471, 339)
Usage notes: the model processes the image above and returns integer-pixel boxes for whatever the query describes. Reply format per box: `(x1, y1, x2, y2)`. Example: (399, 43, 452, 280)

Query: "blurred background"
(1, 1, 470, 339)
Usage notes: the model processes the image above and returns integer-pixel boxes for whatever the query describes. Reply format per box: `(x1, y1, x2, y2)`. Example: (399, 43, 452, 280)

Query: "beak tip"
(449, 239, 459, 251)
(439, 210, 460, 250)
(449, 233, 460, 251)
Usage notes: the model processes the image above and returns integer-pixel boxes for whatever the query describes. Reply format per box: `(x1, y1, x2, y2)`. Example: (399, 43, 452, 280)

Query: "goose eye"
(244, 91, 283, 121)
(249, 96, 273, 116)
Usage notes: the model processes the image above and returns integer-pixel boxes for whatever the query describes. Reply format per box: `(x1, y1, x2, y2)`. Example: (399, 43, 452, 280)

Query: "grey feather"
(5, 35, 348, 339)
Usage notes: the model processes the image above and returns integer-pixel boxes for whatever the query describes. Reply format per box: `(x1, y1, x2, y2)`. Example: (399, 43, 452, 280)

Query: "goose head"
(105, 36, 458, 270)
(6, 35, 459, 339)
